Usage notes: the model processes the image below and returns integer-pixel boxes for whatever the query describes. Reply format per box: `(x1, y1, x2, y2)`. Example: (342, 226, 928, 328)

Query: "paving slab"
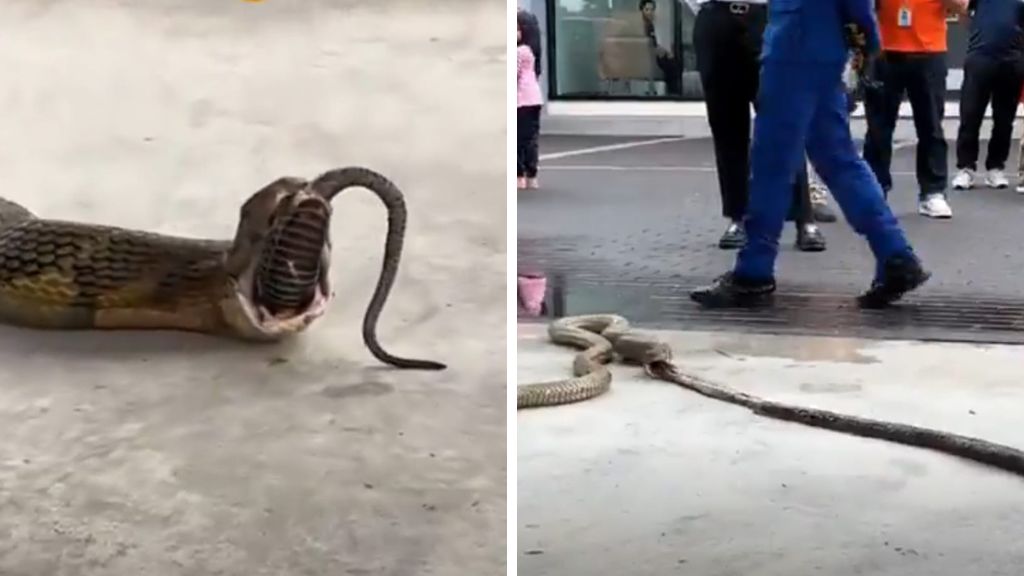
(517, 323, 1024, 576)
(0, 2, 505, 574)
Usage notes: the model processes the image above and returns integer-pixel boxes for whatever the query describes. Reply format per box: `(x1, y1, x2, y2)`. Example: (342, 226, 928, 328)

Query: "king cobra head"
(222, 176, 335, 339)
(221, 167, 445, 370)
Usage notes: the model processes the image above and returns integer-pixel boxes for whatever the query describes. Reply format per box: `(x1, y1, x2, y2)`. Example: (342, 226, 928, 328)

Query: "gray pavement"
(517, 324, 1024, 576)
(0, 2, 505, 575)
(519, 135, 1024, 342)
(518, 136, 1024, 575)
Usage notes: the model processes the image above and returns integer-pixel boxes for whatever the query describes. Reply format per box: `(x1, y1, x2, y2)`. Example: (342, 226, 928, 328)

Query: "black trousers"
(517, 105, 541, 178)
(862, 51, 948, 199)
(955, 53, 1024, 172)
(656, 54, 683, 95)
(692, 1, 812, 224)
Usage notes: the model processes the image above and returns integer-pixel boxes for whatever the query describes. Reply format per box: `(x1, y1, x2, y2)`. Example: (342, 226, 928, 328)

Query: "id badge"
(898, 6, 912, 27)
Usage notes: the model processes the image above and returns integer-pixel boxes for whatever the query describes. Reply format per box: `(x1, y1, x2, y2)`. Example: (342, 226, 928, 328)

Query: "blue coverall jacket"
(734, 0, 913, 282)
(761, 0, 881, 64)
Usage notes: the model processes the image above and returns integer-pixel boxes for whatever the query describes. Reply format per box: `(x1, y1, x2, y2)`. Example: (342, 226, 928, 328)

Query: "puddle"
(712, 336, 879, 364)
(514, 265, 1024, 348)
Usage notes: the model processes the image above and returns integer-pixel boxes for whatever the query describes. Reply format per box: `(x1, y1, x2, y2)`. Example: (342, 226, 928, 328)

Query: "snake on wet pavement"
(518, 314, 1024, 477)
(0, 166, 445, 371)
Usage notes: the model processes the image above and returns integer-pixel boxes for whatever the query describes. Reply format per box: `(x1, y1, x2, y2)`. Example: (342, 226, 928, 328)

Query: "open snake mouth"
(228, 187, 334, 338)
(255, 197, 332, 317)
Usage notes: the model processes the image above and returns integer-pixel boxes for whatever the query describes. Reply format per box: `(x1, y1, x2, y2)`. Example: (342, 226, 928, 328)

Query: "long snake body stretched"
(0, 167, 445, 371)
(519, 314, 1024, 478)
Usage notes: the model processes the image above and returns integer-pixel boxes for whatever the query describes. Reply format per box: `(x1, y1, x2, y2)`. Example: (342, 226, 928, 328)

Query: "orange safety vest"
(877, 0, 948, 53)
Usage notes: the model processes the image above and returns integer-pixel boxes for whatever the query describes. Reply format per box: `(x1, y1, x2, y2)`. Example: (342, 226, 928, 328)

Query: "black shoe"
(690, 271, 776, 308)
(857, 254, 931, 309)
(796, 223, 827, 252)
(718, 221, 746, 249)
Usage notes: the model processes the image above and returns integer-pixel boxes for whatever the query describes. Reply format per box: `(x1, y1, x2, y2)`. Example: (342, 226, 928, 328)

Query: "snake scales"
(519, 314, 1024, 477)
(0, 166, 445, 371)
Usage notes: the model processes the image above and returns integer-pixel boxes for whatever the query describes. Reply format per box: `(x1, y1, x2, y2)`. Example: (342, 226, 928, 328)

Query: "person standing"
(862, 0, 968, 219)
(693, 0, 827, 252)
(639, 0, 683, 95)
(517, 9, 544, 190)
(1017, 84, 1024, 193)
(806, 52, 865, 222)
(690, 0, 931, 309)
(950, 0, 1024, 190)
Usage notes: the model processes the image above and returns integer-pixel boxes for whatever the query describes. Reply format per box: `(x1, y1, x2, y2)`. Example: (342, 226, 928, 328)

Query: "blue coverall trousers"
(734, 60, 913, 283)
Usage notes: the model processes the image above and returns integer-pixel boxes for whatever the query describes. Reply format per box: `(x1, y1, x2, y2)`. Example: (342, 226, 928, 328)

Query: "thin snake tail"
(311, 167, 445, 370)
(648, 361, 1024, 478)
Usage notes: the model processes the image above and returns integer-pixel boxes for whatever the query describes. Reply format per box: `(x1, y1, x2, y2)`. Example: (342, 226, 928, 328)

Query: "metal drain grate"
(519, 277, 1024, 345)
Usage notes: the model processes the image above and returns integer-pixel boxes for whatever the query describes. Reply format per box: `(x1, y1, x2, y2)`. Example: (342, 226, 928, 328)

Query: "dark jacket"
(762, 0, 881, 64)
(966, 0, 1024, 62)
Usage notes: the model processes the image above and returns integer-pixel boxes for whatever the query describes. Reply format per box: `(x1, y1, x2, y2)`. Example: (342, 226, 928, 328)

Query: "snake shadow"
(0, 324, 302, 362)
(0, 325, 442, 377)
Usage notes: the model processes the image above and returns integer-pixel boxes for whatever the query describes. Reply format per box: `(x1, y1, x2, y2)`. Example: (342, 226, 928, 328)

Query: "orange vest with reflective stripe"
(877, 0, 949, 53)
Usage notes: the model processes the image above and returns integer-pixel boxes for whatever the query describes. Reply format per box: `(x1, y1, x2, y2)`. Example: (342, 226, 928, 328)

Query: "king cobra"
(0, 166, 445, 371)
(519, 314, 1024, 477)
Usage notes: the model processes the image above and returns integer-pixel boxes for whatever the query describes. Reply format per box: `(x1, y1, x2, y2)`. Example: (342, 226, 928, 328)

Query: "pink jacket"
(517, 45, 543, 108)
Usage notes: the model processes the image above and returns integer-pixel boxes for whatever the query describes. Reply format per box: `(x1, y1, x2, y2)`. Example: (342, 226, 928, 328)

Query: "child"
(517, 9, 543, 190)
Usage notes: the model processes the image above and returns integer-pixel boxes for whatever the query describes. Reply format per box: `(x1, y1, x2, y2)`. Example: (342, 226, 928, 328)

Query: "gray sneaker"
(809, 184, 837, 223)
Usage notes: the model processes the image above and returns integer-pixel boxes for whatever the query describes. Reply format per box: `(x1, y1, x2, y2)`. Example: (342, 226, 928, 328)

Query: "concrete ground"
(518, 324, 1024, 575)
(523, 134, 1024, 297)
(0, 1, 505, 574)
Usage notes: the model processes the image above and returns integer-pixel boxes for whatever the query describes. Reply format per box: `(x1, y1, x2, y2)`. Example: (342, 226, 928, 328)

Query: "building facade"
(519, 0, 976, 136)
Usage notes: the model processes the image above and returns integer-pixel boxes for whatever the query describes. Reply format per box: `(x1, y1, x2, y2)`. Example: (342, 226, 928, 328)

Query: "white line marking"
(538, 137, 686, 161)
(543, 165, 924, 177)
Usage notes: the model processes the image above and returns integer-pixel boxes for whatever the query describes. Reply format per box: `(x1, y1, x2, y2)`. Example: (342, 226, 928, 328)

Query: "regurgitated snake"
(0, 166, 445, 371)
(519, 314, 1024, 478)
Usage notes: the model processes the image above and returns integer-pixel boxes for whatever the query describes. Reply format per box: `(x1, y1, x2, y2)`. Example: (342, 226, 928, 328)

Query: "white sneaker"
(985, 169, 1010, 189)
(918, 194, 953, 219)
(951, 168, 974, 190)
(1017, 179, 1024, 194)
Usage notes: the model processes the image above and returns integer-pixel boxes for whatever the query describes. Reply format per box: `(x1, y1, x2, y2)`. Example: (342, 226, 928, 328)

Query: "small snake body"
(519, 314, 1024, 478)
(0, 167, 445, 370)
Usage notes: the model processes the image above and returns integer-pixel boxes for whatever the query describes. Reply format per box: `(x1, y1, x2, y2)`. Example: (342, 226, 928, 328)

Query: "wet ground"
(518, 133, 1024, 575)
(517, 324, 1024, 576)
(519, 135, 1024, 343)
(0, 1, 505, 574)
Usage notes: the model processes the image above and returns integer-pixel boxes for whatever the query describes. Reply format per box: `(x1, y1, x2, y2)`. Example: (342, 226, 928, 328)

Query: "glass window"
(547, 0, 703, 100)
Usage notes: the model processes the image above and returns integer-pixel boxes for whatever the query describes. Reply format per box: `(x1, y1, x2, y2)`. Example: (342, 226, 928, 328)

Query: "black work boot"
(857, 254, 931, 309)
(795, 222, 827, 252)
(718, 221, 746, 249)
(690, 271, 776, 308)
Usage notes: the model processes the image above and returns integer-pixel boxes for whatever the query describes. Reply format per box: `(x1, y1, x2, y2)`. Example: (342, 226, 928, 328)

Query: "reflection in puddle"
(517, 272, 547, 317)
(713, 335, 878, 364)
(514, 268, 1002, 348)
(517, 268, 570, 319)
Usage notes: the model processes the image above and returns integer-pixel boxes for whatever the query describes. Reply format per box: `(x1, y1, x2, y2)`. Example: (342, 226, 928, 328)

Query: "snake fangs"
(519, 314, 1024, 478)
(0, 166, 445, 371)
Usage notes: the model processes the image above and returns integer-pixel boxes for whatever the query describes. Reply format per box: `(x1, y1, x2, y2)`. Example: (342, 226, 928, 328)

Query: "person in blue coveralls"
(690, 0, 931, 309)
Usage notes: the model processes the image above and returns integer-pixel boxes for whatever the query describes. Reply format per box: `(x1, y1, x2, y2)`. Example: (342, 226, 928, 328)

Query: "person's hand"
(941, 0, 969, 16)
(850, 51, 865, 74)
(654, 45, 669, 58)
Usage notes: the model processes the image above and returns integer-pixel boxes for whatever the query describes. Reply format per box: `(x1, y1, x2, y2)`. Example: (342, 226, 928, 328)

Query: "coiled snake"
(0, 166, 445, 371)
(519, 314, 1024, 478)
